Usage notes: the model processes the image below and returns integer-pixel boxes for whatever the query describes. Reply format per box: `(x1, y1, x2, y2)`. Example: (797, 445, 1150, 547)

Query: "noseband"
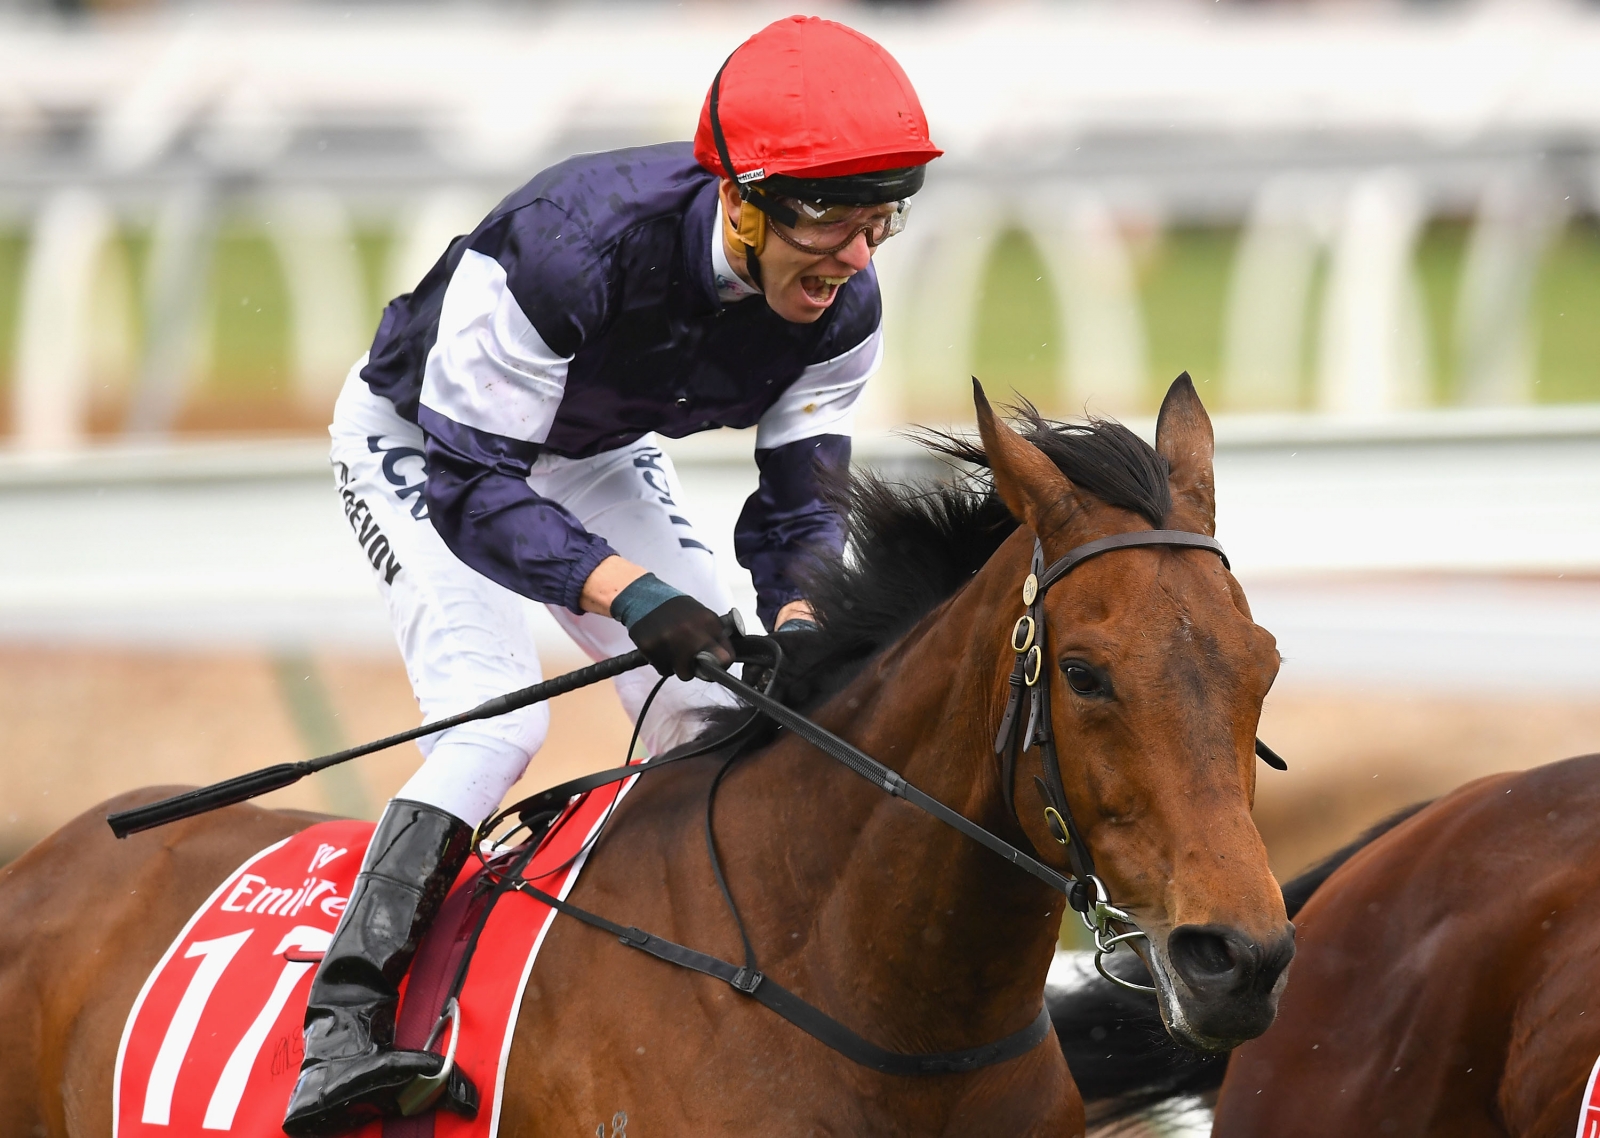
(992, 529, 1230, 992)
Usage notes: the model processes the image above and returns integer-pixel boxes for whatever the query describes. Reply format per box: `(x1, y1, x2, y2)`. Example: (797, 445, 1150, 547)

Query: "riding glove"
(614, 574, 735, 681)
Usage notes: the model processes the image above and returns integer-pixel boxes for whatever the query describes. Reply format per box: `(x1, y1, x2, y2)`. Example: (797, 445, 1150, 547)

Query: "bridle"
(105, 499, 1283, 1084)
(448, 524, 1276, 1077)
(993, 528, 1231, 992)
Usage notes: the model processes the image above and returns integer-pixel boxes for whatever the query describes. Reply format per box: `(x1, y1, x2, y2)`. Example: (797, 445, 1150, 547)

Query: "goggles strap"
(745, 240, 765, 290)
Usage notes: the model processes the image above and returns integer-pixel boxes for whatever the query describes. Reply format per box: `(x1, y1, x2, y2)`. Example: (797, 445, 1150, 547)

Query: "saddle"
(113, 783, 633, 1138)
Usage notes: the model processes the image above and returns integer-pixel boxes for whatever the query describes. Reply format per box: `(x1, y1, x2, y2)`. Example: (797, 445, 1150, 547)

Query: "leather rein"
(464, 526, 1279, 1075)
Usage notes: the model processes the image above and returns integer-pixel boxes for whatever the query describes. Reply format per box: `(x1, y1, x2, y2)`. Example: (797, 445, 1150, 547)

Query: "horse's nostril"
(1167, 923, 1295, 999)
(1185, 932, 1235, 976)
(1169, 925, 1241, 985)
(1163, 923, 1296, 1046)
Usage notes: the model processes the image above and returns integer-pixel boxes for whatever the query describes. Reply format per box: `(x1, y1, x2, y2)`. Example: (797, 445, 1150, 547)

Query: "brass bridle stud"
(1022, 644, 1043, 686)
(1042, 806, 1070, 845)
(1010, 615, 1035, 653)
(1022, 573, 1038, 606)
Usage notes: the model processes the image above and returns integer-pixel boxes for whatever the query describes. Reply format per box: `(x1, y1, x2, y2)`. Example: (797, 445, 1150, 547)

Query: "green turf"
(354, 226, 394, 328)
(1, 213, 1597, 429)
(1414, 219, 1468, 406)
(1138, 226, 1235, 410)
(971, 226, 1238, 416)
(203, 224, 293, 398)
(972, 228, 1062, 413)
(1299, 249, 1330, 411)
(0, 232, 26, 405)
(1534, 217, 1600, 405)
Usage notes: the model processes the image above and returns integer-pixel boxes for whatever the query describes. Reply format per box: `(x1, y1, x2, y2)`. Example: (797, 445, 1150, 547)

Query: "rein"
(472, 635, 1061, 1077)
(106, 522, 1288, 1078)
(468, 525, 1269, 1074)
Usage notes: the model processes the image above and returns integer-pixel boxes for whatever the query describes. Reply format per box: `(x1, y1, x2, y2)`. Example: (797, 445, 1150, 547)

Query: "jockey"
(283, 14, 940, 1135)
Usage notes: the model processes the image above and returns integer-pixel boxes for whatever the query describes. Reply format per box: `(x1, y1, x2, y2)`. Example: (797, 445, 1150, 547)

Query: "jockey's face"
(719, 179, 878, 325)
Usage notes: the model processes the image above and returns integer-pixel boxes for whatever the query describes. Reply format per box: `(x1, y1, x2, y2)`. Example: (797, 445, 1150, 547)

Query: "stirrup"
(397, 999, 473, 1118)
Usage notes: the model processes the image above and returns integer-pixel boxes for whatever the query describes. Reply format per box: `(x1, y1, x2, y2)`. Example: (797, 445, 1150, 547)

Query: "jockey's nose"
(834, 230, 873, 271)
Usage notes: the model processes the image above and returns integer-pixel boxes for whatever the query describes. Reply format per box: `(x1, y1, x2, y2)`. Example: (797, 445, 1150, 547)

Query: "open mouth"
(800, 274, 850, 305)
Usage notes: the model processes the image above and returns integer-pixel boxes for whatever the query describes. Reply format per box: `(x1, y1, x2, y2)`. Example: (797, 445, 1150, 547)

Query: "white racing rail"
(3, 412, 1600, 691)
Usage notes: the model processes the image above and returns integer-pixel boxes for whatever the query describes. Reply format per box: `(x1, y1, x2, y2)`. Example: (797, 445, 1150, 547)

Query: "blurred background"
(2, 0, 1599, 1041)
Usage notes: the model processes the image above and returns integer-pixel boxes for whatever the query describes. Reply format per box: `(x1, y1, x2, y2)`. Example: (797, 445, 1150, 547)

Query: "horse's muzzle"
(1163, 921, 1296, 1048)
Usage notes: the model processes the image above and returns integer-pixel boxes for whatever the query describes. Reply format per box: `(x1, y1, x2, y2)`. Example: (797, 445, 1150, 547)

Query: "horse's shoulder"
(1295, 755, 1600, 949)
(1407, 753, 1600, 853)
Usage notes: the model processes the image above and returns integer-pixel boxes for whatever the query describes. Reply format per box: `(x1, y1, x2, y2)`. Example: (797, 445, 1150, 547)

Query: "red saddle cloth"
(113, 776, 635, 1138)
(1579, 1054, 1600, 1138)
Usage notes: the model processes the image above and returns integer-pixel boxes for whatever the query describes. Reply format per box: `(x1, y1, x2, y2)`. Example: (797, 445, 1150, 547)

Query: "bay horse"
(0, 376, 1292, 1136)
(1055, 754, 1600, 1137)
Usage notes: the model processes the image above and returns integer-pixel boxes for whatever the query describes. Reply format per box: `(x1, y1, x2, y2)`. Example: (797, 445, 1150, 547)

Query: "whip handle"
(107, 764, 310, 838)
(105, 648, 652, 838)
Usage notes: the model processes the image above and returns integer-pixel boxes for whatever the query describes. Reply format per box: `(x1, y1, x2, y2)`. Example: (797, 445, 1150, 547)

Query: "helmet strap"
(708, 53, 800, 230)
(709, 51, 788, 292)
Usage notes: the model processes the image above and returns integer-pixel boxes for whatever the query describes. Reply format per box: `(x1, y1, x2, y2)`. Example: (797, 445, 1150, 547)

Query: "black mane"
(750, 406, 1172, 716)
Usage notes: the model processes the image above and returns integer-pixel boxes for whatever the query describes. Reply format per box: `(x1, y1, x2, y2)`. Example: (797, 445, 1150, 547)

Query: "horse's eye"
(1063, 662, 1103, 696)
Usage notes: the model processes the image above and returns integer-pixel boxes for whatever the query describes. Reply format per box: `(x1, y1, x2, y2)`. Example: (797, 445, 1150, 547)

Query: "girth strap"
(514, 877, 1054, 1077)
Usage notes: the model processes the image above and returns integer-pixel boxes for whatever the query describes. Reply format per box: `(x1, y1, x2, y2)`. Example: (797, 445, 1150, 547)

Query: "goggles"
(765, 198, 911, 256)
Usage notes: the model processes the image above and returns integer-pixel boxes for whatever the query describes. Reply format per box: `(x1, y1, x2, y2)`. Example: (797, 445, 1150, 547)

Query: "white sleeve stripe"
(754, 328, 883, 451)
(419, 248, 571, 445)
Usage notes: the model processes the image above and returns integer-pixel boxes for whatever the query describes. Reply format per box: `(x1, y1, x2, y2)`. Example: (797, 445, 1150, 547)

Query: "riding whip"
(105, 610, 1284, 839)
(105, 649, 652, 839)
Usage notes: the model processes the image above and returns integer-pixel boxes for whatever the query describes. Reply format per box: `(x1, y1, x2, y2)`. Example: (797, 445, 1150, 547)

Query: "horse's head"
(976, 375, 1291, 1051)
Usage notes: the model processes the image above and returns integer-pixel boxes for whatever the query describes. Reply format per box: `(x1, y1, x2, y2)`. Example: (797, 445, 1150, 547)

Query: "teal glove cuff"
(610, 572, 686, 630)
(776, 618, 820, 632)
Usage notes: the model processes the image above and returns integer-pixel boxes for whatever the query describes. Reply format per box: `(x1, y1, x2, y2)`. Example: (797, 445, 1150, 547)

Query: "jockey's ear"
(1153, 372, 1217, 537)
(972, 379, 1076, 539)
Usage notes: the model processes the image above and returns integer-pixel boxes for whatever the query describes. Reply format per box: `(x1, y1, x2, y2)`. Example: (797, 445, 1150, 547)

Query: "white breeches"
(328, 361, 737, 826)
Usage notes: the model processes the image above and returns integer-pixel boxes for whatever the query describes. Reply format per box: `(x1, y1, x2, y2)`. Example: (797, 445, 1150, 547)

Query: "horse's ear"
(973, 379, 1074, 536)
(1154, 372, 1217, 536)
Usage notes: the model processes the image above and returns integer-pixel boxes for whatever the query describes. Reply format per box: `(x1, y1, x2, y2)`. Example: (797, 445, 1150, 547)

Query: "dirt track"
(0, 645, 636, 863)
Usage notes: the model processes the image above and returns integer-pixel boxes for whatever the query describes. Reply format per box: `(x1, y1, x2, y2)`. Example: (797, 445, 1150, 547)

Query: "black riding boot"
(281, 799, 479, 1137)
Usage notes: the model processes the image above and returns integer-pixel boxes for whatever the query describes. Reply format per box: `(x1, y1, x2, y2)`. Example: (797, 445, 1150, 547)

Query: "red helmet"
(694, 15, 942, 208)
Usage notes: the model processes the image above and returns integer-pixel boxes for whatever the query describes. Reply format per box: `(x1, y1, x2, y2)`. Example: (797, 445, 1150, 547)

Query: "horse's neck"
(726, 538, 1062, 1046)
